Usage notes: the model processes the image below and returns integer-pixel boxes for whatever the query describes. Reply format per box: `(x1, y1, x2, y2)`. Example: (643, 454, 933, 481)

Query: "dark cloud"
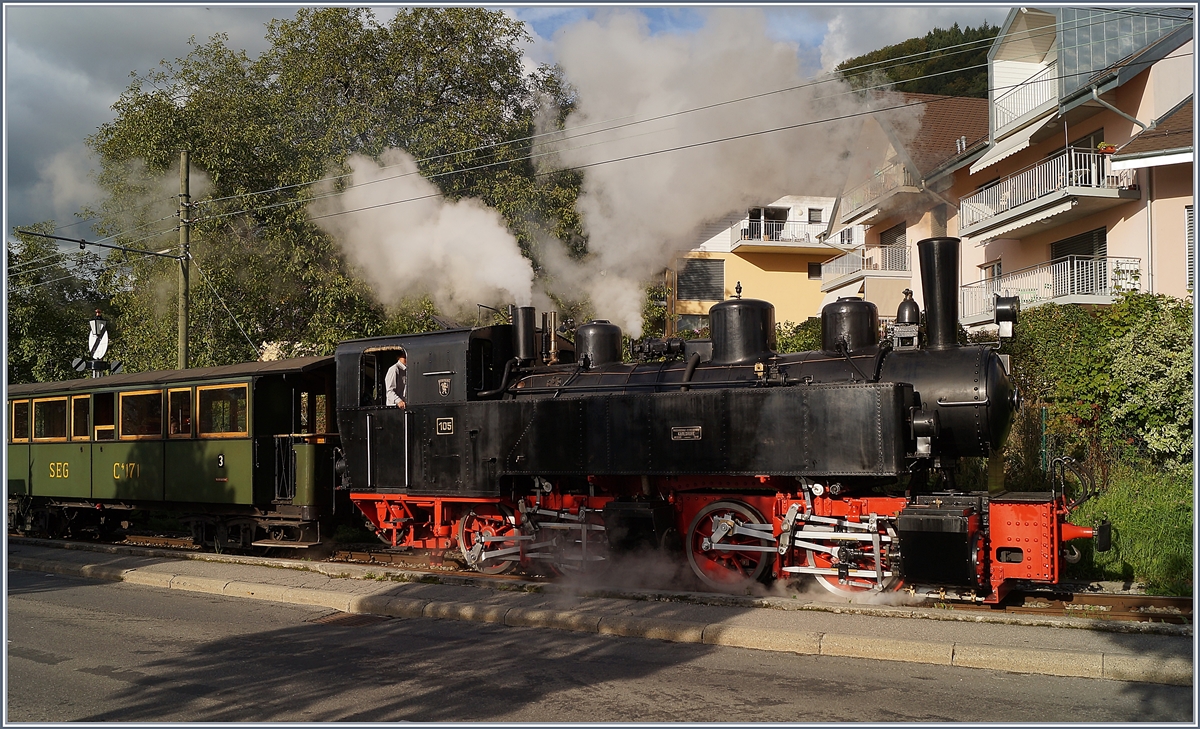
(5, 5, 298, 231)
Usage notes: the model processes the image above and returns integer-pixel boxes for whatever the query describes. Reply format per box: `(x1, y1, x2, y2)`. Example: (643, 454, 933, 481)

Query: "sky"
(3, 3, 1010, 235)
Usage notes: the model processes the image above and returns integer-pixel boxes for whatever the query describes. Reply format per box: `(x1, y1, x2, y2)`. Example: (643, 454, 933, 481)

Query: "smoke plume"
(539, 8, 921, 335)
(309, 149, 536, 317)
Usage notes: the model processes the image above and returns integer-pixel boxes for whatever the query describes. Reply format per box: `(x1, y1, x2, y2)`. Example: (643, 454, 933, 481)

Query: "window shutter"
(1050, 227, 1107, 260)
(879, 223, 906, 248)
(677, 259, 725, 301)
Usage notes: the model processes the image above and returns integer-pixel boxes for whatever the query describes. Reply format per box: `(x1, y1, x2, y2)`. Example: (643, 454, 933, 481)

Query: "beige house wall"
(950, 57, 1194, 302)
(1147, 163, 1195, 297)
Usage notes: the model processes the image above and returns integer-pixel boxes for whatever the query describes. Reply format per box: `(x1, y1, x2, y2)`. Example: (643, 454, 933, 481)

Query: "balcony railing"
(960, 255, 1141, 320)
(822, 244, 911, 283)
(842, 162, 918, 217)
(732, 220, 857, 247)
(959, 149, 1138, 228)
(994, 61, 1057, 131)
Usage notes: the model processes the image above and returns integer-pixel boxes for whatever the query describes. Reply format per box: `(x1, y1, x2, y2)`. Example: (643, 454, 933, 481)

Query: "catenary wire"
(188, 253, 260, 357)
(217, 46, 1192, 227)
(190, 8, 1183, 212)
(9, 228, 181, 288)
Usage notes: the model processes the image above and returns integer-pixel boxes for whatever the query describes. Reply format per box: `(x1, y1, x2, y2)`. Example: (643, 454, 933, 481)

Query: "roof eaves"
(1111, 146, 1194, 163)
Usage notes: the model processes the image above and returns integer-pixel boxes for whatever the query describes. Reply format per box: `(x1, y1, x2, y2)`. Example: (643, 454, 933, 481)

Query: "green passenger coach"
(7, 357, 340, 549)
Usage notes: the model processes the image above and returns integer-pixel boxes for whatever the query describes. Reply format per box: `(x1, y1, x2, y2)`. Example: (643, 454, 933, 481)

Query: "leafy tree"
(6, 223, 108, 384)
(836, 22, 999, 98)
(85, 8, 581, 372)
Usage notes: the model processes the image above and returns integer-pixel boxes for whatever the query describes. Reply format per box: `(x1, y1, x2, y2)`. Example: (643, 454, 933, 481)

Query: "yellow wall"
(674, 250, 835, 324)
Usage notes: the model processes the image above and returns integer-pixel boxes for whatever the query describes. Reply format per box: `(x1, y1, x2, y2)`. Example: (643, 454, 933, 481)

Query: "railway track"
(950, 591, 1193, 625)
(16, 535, 1192, 625)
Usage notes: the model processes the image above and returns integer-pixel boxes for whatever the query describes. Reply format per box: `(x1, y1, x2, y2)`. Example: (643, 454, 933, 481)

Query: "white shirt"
(385, 360, 407, 407)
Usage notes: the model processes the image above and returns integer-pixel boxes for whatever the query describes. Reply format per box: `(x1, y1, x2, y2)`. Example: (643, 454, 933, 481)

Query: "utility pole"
(178, 150, 190, 370)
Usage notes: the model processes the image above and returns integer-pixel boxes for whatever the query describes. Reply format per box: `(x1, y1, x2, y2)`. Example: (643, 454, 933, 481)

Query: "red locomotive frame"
(352, 473, 1098, 603)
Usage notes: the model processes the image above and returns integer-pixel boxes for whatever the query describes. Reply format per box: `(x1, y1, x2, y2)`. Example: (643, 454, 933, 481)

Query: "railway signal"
(73, 310, 121, 377)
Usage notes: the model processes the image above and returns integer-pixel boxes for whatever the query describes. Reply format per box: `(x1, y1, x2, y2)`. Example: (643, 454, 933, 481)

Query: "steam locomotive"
(7, 235, 1106, 601)
(336, 237, 1110, 602)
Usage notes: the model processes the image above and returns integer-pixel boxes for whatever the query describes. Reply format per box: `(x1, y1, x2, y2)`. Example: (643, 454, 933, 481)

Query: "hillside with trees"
(835, 22, 1000, 98)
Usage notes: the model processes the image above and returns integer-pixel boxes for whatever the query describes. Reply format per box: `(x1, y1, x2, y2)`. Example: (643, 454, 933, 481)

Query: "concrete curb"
(11, 556, 1192, 687)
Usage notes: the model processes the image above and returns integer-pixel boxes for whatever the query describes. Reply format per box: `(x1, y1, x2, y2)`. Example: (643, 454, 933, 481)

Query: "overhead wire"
(22, 10, 1189, 254)
(188, 253, 260, 357)
(9, 227, 181, 290)
(9, 211, 180, 275)
(186, 7, 1188, 215)
(256, 44, 1196, 226)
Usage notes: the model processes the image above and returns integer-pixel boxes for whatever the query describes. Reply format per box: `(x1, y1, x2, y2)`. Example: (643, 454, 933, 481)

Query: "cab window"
(33, 398, 68, 441)
(10, 400, 30, 443)
(198, 384, 248, 437)
(71, 396, 90, 440)
(360, 353, 379, 406)
(120, 390, 164, 439)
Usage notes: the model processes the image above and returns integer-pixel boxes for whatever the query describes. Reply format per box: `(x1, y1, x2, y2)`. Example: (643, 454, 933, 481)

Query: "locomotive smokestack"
(917, 237, 961, 350)
(513, 306, 537, 364)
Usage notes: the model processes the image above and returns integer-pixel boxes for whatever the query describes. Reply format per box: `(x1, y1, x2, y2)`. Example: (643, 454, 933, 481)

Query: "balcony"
(840, 162, 918, 221)
(960, 255, 1141, 325)
(958, 149, 1140, 240)
(994, 61, 1057, 133)
(730, 220, 858, 252)
(821, 244, 911, 291)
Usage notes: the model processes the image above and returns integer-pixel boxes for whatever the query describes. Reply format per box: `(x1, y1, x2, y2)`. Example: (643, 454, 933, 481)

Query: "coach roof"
(6, 356, 334, 398)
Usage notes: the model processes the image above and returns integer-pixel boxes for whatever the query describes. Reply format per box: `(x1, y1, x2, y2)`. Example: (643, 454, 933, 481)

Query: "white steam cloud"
(309, 10, 921, 335)
(539, 8, 919, 336)
(310, 149, 535, 316)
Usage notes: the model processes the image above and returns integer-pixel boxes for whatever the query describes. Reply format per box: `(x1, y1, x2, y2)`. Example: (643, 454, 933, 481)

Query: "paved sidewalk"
(8, 540, 1192, 686)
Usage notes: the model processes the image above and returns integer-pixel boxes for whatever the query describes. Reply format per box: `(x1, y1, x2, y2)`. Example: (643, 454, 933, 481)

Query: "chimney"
(917, 237, 961, 350)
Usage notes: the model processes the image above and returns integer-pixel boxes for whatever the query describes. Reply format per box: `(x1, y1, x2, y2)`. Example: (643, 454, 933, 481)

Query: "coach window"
(198, 384, 248, 437)
(10, 400, 30, 443)
(33, 397, 69, 441)
(71, 395, 90, 440)
(93, 393, 115, 441)
(168, 388, 193, 438)
(119, 390, 164, 440)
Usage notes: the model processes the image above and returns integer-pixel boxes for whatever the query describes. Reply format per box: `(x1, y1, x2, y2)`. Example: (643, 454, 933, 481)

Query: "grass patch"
(1065, 460, 1193, 596)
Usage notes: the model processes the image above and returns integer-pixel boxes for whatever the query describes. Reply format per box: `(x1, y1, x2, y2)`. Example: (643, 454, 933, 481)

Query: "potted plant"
(1097, 141, 1117, 154)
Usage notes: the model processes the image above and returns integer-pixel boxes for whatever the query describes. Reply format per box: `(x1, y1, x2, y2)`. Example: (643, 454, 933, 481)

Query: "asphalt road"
(6, 570, 1192, 723)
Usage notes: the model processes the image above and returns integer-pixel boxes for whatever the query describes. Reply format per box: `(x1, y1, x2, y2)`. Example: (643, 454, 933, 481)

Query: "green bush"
(1002, 293, 1193, 483)
(776, 318, 822, 353)
(1001, 293, 1193, 594)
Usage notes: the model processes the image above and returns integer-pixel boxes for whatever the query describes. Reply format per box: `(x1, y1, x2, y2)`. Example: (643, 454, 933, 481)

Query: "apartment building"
(668, 196, 866, 332)
(956, 6, 1194, 325)
(826, 7, 1194, 329)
